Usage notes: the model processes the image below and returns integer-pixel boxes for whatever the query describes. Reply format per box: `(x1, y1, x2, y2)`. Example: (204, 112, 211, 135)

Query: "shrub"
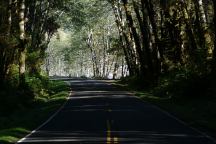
(153, 69, 216, 99)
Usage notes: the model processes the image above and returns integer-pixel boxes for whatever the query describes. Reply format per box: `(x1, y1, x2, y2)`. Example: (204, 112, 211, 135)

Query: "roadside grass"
(114, 80, 216, 139)
(0, 80, 70, 144)
(136, 92, 216, 135)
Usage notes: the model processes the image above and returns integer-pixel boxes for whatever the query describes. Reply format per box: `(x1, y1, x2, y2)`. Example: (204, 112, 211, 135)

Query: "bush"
(7, 64, 19, 88)
(19, 75, 50, 104)
(0, 70, 50, 113)
(120, 75, 155, 90)
(153, 69, 216, 99)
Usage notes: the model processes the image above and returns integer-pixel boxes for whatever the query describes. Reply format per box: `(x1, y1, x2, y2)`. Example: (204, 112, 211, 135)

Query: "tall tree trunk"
(134, 0, 154, 79)
(212, 0, 216, 70)
(102, 33, 106, 77)
(122, 0, 145, 78)
(87, 29, 100, 77)
(7, 0, 12, 35)
(142, 0, 161, 82)
(0, 0, 13, 83)
(110, 0, 137, 76)
(194, 0, 205, 46)
(194, 0, 209, 60)
(214, 0, 216, 55)
(113, 56, 119, 79)
(18, 0, 26, 85)
(180, 0, 198, 60)
(197, 0, 207, 27)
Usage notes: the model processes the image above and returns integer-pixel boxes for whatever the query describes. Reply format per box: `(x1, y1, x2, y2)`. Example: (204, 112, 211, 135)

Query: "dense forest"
(0, 0, 216, 143)
(0, 0, 216, 105)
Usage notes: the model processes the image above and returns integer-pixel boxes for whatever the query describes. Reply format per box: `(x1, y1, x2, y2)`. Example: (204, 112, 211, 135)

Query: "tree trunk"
(122, 0, 145, 78)
(0, 0, 12, 83)
(18, 0, 26, 85)
(113, 56, 119, 79)
(87, 29, 100, 77)
(102, 33, 106, 77)
(110, 0, 137, 76)
(194, 0, 208, 58)
(180, 1, 198, 60)
(134, 0, 154, 79)
(142, 0, 161, 82)
(7, 0, 12, 35)
(212, 0, 216, 70)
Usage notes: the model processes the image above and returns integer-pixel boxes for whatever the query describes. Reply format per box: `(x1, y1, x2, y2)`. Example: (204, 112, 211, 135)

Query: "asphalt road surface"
(17, 79, 216, 144)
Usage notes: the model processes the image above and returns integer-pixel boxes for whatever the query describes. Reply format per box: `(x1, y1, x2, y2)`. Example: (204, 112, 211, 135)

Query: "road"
(18, 79, 216, 144)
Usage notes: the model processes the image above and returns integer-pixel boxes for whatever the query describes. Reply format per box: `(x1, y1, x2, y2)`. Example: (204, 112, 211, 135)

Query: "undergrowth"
(0, 79, 69, 144)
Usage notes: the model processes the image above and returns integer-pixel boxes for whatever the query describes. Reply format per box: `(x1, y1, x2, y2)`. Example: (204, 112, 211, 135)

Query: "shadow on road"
(18, 79, 216, 144)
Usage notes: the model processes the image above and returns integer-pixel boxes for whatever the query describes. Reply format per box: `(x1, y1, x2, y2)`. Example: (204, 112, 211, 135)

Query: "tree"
(212, 0, 216, 69)
(18, 0, 27, 85)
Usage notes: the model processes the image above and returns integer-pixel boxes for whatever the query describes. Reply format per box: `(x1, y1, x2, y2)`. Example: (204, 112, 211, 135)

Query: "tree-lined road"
(18, 79, 216, 144)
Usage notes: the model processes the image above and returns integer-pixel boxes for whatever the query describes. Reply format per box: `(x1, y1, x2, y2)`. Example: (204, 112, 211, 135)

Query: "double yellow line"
(106, 109, 118, 144)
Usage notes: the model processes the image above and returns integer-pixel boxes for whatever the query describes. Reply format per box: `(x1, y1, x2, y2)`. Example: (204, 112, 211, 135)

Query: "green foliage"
(0, 74, 51, 115)
(152, 69, 216, 99)
(7, 64, 19, 87)
(0, 80, 69, 144)
(48, 80, 69, 94)
(25, 77, 43, 97)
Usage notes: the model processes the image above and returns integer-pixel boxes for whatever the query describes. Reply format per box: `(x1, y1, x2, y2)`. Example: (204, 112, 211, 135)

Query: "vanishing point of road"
(17, 79, 216, 144)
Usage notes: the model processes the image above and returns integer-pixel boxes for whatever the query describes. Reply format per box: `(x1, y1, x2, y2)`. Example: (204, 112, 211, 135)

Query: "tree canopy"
(0, 0, 216, 101)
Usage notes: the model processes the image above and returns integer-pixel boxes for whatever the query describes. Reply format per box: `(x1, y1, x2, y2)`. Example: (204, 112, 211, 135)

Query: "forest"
(0, 0, 216, 143)
(1, 0, 216, 100)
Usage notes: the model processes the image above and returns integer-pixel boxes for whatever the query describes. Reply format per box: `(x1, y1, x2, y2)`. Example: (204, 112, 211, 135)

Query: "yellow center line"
(107, 120, 112, 144)
(114, 137, 119, 144)
(106, 109, 119, 144)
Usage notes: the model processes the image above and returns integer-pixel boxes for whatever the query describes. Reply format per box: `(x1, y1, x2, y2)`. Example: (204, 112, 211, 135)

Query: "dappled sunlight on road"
(18, 80, 216, 144)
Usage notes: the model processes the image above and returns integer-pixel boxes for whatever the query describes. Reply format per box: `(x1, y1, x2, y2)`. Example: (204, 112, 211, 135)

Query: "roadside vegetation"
(0, 79, 69, 144)
(117, 70, 216, 139)
(0, 0, 216, 143)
